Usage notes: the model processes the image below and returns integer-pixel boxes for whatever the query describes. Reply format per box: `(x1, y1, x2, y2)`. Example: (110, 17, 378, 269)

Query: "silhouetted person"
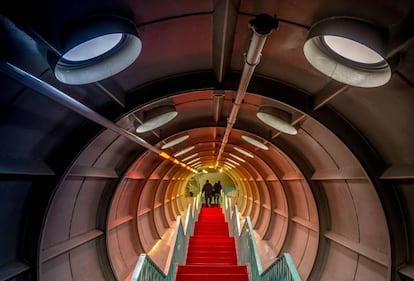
(202, 180, 213, 207)
(213, 180, 222, 205)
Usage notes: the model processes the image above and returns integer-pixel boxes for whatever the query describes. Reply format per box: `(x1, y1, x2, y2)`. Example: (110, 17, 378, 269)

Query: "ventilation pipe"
(215, 14, 278, 168)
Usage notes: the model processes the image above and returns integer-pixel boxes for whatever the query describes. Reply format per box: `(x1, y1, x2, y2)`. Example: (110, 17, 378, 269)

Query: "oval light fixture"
(181, 153, 199, 162)
(242, 135, 269, 150)
(256, 107, 297, 135)
(226, 158, 240, 166)
(224, 162, 236, 168)
(161, 135, 189, 149)
(223, 164, 233, 170)
(229, 153, 246, 163)
(136, 106, 178, 133)
(234, 147, 254, 158)
(303, 17, 391, 87)
(174, 146, 195, 157)
(49, 15, 142, 85)
(186, 158, 201, 165)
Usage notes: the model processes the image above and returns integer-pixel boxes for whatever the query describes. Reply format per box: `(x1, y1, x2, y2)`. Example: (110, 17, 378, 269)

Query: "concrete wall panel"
(297, 229, 319, 280)
(320, 243, 358, 281)
(323, 181, 359, 240)
(283, 224, 311, 279)
(0, 181, 30, 265)
(74, 130, 118, 166)
(154, 205, 169, 235)
(267, 214, 288, 255)
(285, 180, 309, 220)
(41, 253, 72, 281)
(70, 178, 106, 237)
(108, 225, 132, 279)
(349, 180, 389, 255)
(255, 207, 271, 238)
(42, 177, 81, 248)
(70, 240, 106, 281)
(354, 256, 388, 281)
(250, 201, 260, 226)
(137, 211, 158, 251)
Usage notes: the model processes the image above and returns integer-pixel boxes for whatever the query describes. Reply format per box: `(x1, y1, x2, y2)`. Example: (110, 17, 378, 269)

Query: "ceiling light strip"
(181, 153, 199, 162)
(174, 146, 195, 157)
(229, 153, 246, 163)
(234, 147, 254, 158)
(161, 135, 189, 149)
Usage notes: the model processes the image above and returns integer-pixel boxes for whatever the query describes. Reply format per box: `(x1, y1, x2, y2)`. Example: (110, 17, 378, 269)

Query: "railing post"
(230, 203, 302, 281)
(131, 198, 199, 281)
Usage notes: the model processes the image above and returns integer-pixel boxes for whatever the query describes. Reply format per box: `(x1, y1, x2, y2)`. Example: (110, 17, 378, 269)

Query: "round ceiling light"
(136, 106, 177, 133)
(49, 16, 142, 85)
(303, 17, 391, 87)
(256, 107, 297, 135)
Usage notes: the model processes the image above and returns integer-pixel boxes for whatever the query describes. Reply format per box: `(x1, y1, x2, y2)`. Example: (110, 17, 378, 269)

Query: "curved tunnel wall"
(38, 90, 390, 281)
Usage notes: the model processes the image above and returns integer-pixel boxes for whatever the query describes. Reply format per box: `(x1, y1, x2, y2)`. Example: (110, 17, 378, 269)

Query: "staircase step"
(190, 236, 234, 241)
(189, 247, 235, 253)
(177, 206, 249, 281)
(186, 258, 238, 265)
(187, 252, 237, 258)
(177, 265, 248, 274)
(176, 273, 248, 281)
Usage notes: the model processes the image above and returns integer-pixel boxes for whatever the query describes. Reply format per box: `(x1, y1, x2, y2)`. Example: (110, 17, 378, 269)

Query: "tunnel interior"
(1, 1, 414, 281)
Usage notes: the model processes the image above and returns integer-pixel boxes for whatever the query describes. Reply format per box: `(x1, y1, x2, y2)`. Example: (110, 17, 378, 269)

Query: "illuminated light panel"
(224, 162, 236, 168)
(161, 135, 189, 149)
(136, 111, 177, 133)
(323, 35, 384, 64)
(186, 158, 201, 165)
(229, 153, 246, 163)
(181, 153, 199, 162)
(174, 146, 195, 157)
(51, 16, 143, 85)
(256, 111, 297, 135)
(63, 34, 124, 61)
(173, 159, 180, 164)
(242, 135, 269, 150)
(303, 17, 391, 87)
(234, 147, 254, 158)
(227, 158, 240, 166)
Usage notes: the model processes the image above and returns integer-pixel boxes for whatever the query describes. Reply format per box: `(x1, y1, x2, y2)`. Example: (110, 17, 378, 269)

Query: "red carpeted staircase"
(176, 206, 249, 281)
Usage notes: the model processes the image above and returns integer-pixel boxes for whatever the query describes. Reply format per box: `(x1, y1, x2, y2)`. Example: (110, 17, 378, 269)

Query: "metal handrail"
(224, 195, 301, 281)
(131, 195, 200, 281)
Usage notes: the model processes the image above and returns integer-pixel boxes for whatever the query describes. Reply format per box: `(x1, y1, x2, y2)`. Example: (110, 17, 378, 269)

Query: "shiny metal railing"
(131, 195, 200, 281)
(224, 196, 301, 281)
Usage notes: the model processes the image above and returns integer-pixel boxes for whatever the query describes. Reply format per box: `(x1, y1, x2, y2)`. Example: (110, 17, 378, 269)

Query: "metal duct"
(215, 14, 278, 168)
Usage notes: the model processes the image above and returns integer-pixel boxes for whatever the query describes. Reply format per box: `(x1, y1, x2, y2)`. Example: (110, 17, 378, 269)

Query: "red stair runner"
(176, 206, 249, 281)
